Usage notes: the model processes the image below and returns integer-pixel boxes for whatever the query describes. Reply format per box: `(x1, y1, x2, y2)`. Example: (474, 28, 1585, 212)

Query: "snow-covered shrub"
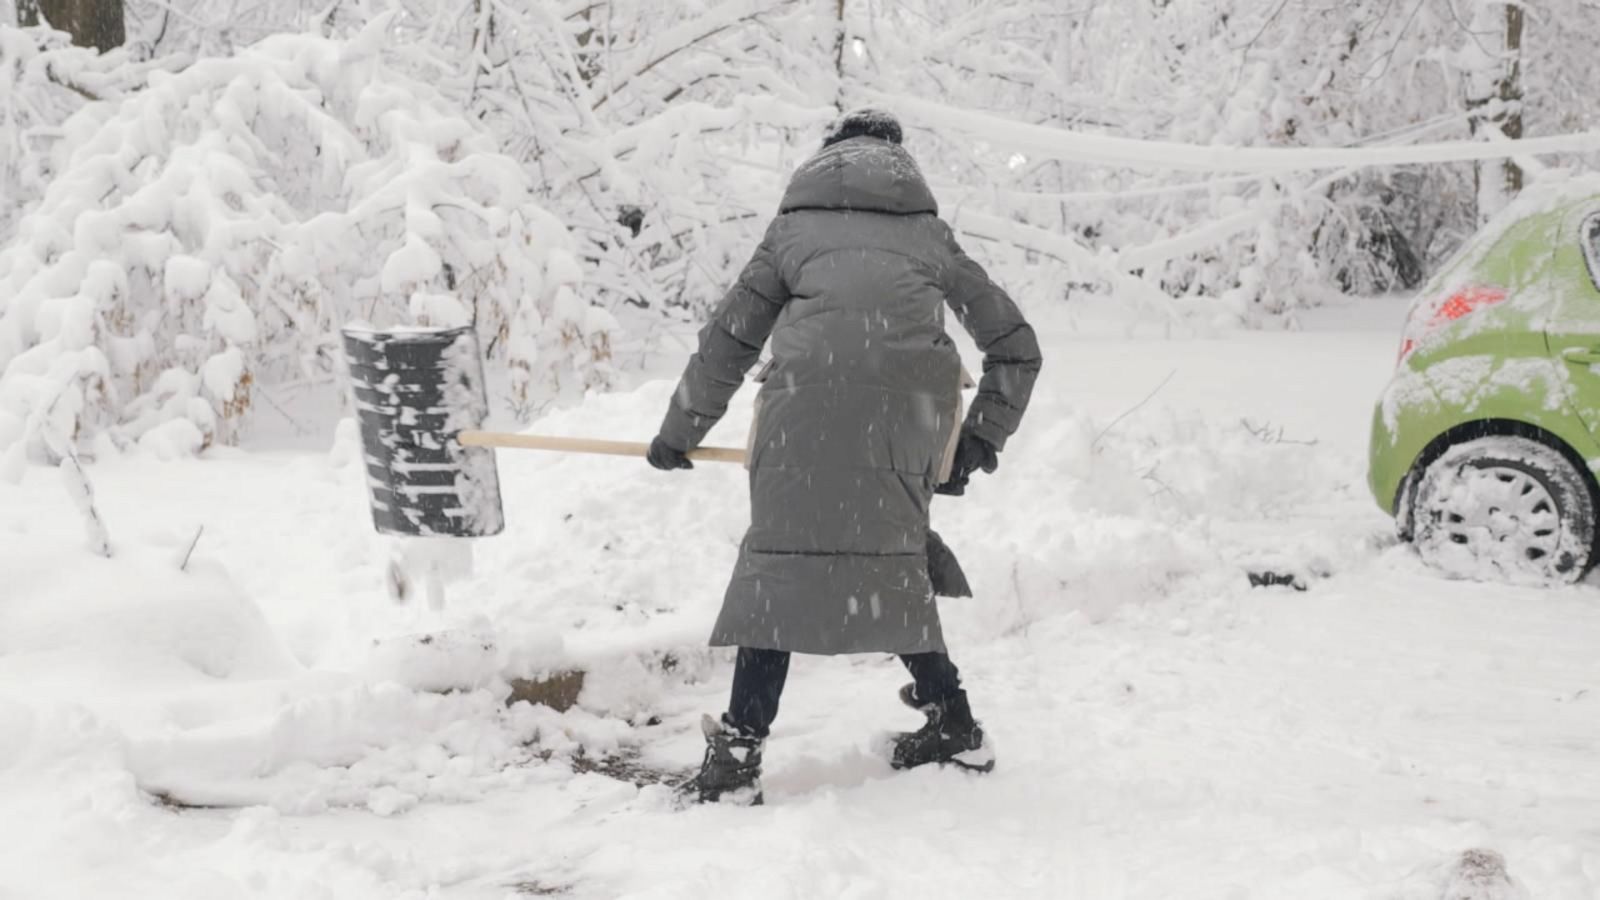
(71, 2, 838, 325)
(0, 23, 145, 247)
(0, 23, 616, 466)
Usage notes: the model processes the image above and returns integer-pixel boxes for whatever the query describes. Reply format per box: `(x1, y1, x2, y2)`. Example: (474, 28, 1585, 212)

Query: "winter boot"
(890, 684, 995, 773)
(677, 714, 765, 806)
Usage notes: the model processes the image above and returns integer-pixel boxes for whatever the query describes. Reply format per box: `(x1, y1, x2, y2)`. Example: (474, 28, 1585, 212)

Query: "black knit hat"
(822, 107, 903, 148)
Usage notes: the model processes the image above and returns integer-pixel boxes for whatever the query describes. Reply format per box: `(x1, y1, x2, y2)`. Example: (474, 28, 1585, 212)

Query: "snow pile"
(0, 524, 638, 821)
(939, 402, 1356, 637)
(0, 23, 617, 471)
(0, 536, 299, 688)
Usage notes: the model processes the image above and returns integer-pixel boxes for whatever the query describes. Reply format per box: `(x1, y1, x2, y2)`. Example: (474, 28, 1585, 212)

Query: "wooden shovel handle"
(457, 430, 747, 464)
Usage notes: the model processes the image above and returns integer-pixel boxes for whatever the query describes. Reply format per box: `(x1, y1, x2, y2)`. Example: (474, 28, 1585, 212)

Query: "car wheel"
(1411, 435, 1597, 585)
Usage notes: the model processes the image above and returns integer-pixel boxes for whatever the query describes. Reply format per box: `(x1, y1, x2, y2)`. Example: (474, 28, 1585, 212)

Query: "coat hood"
(778, 137, 938, 216)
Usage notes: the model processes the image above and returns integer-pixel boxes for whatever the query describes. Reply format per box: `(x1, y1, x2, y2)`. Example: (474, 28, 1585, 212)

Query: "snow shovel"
(342, 325, 745, 538)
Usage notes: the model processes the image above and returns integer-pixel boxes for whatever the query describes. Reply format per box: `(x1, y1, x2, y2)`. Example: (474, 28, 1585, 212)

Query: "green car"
(1369, 179, 1600, 585)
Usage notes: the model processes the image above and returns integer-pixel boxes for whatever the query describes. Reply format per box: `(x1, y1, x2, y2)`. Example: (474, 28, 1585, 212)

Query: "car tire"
(1411, 435, 1597, 585)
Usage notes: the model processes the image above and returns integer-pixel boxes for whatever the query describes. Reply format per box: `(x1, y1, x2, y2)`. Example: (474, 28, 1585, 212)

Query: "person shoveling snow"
(646, 108, 1043, 805)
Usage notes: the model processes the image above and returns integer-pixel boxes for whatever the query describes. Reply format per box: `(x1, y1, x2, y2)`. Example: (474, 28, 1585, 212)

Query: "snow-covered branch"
(877, 92, 1600, 175)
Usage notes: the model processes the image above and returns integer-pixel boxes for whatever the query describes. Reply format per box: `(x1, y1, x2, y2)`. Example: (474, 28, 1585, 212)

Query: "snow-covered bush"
(0, 22, 146, 247)
(0, 23, 616, 467)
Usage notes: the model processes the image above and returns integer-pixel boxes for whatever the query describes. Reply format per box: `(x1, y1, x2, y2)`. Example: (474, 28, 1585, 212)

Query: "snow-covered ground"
(3, 298, 1597, 899)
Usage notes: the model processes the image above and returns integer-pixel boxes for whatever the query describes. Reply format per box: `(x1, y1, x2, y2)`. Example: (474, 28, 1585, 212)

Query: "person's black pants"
(725, 647, 962, 738)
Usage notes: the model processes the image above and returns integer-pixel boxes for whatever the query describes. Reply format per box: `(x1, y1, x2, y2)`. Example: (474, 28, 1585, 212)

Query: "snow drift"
(0, 538, 299, 684)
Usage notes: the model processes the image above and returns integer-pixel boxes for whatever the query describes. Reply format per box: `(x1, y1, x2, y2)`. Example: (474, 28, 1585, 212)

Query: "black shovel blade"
(342, 325, 505, 537)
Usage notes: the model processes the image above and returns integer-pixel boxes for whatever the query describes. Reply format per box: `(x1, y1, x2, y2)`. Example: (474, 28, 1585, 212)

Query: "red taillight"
(1396, 285, 1508, 366)
(1396, 337, 1416, 364)
(1432, 286, 1508, 323)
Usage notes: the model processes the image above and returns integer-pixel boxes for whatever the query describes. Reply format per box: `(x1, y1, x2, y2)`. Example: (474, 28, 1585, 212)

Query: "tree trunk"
(1465, 2, 1523, 225)
(24, 0, 124, 52)
(1498, 4, 1525, 195)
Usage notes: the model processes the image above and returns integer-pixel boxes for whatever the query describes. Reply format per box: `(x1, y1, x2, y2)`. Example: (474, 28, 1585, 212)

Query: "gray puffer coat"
(658, 136, 1041, 655)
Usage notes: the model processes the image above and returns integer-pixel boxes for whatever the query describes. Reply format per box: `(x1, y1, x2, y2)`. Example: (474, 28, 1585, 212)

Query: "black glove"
(647, 435, 694, 471)
(935, 431, 998, 496)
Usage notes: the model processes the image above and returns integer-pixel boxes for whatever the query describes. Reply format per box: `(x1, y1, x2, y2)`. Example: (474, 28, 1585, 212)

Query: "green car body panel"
(1368, 181, 1600, 517)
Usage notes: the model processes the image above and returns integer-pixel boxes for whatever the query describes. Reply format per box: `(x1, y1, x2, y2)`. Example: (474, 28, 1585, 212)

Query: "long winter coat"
(658, 136, 1042, 655)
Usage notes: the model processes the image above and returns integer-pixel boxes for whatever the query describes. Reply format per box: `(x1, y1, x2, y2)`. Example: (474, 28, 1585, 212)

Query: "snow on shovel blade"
(342, 325, 505, 538)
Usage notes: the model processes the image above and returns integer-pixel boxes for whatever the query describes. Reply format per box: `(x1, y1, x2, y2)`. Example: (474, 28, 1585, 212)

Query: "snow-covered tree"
(5, 0, 1600, 467)
(0, 23, 614, 471)
(849, 0, 1600, 316)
